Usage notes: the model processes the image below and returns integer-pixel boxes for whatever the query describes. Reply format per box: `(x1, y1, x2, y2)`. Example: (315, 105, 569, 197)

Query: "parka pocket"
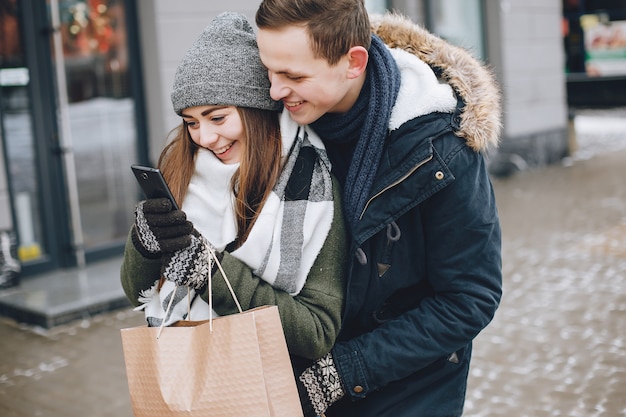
(371, 281, 434, 324)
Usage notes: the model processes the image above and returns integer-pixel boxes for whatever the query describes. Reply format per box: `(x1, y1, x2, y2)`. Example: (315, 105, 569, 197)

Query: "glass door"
(1, 0, 48, 266)
(1, 0, 143, 275)
(49, 0, 139, 261)
(427, 0, 485, 60)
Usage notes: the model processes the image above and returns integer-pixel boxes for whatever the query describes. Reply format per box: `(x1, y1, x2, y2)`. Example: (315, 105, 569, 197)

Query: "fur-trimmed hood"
(371, 13, 502, 151)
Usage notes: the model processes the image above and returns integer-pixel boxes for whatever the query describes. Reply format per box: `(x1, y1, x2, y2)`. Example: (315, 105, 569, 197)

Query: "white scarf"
(137, 111, 334, 325)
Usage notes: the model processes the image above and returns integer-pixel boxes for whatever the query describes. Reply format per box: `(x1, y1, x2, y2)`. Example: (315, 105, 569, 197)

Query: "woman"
(120, 12, 347, 361)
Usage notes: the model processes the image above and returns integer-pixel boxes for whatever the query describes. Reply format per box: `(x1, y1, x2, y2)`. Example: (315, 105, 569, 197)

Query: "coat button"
(353, 385, 364, 393)
(435, 171, 444, 180)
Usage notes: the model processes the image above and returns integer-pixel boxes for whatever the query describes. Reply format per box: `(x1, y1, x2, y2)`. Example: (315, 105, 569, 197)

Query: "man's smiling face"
(257, 25, 357, 125)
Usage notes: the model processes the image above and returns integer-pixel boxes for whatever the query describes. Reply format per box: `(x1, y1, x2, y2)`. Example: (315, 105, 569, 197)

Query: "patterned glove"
(297, 352, 345, 417)
(161, 229, 222, 290)
(132, 198, 193, 258)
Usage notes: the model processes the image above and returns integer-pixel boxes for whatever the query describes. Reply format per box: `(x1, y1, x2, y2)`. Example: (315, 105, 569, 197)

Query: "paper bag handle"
(207, 246, 243, 333)
(157, 245, 243, 337)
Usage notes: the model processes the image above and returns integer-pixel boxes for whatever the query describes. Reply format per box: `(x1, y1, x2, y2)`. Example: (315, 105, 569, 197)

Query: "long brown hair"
(158, 107, 282, 247)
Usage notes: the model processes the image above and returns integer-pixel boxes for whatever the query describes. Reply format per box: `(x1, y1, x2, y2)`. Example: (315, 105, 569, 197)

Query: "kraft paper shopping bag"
(121, 305, 303, 417)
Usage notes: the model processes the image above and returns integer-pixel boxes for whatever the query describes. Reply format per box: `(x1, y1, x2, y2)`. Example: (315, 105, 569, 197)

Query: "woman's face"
(181, 105, 245, 164)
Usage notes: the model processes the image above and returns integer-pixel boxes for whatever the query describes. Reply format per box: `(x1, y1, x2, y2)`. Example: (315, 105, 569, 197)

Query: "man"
(256, 1, 503, 416)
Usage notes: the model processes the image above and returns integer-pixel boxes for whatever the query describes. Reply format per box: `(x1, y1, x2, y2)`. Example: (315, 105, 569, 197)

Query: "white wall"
(496, 0, 568, 137)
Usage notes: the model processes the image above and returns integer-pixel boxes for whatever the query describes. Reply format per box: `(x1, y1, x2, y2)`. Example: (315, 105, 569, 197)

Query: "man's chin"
(288, 112, 310, 125)
(288, 108, 322, 126)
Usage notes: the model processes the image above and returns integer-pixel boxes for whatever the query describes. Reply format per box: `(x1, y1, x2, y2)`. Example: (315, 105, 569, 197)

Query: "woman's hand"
(132, 197, 193, 257)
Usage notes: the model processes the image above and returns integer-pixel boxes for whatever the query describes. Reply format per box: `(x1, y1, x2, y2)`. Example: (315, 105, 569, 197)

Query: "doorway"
(0, 0, 144, 275)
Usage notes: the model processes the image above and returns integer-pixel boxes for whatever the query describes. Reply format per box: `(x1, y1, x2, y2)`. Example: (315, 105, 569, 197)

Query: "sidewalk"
(0, 256, 130, 328)
(0, 109, 625, 417)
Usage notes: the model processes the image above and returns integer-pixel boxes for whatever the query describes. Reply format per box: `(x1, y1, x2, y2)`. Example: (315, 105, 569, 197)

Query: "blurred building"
(0, 0, 595, 280)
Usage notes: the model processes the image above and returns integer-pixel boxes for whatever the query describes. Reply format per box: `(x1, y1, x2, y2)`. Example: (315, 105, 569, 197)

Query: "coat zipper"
(359, 155, 434, 220)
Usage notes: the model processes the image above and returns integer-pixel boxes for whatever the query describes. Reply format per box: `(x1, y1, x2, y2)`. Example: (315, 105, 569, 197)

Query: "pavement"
(0, 108, 625, 417)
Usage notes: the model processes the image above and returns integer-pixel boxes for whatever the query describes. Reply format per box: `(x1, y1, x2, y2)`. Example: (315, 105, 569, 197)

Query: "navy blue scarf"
(312, 35, 401, 232)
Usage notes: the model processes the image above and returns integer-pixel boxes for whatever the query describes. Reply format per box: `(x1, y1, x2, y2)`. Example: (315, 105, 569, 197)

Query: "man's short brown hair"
(256, 0, 371, 66)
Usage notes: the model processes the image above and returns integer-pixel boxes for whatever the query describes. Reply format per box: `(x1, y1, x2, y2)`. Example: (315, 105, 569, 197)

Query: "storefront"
(563, 0, 626, 106)
(0, 0, 146, 277)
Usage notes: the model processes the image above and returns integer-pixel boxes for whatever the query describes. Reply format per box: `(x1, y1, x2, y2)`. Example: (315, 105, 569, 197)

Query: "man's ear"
(346, 46, 368, 79)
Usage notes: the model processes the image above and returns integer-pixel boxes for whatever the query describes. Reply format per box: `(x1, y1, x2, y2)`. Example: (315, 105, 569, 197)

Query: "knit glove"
(297, 352, 346, 417)
(161, 229, 223, 290)
(132, 198, 193, 258)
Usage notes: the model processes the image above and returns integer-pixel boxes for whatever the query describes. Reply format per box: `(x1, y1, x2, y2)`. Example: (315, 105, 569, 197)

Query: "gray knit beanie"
(171, 12, 280, 115)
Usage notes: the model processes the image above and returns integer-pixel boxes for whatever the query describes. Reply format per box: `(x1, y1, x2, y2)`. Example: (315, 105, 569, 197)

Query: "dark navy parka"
(325, 14, 503, 417)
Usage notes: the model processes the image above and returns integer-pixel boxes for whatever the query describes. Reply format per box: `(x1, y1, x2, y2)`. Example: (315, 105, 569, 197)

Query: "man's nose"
(268, 73, 288, 101)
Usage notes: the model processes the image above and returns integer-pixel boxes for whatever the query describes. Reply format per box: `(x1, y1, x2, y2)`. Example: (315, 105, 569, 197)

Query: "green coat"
(120, 182, 347, 360)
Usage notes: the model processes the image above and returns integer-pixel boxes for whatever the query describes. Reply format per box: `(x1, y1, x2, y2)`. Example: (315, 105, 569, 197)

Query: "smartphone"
(131, 164, 179, 210)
